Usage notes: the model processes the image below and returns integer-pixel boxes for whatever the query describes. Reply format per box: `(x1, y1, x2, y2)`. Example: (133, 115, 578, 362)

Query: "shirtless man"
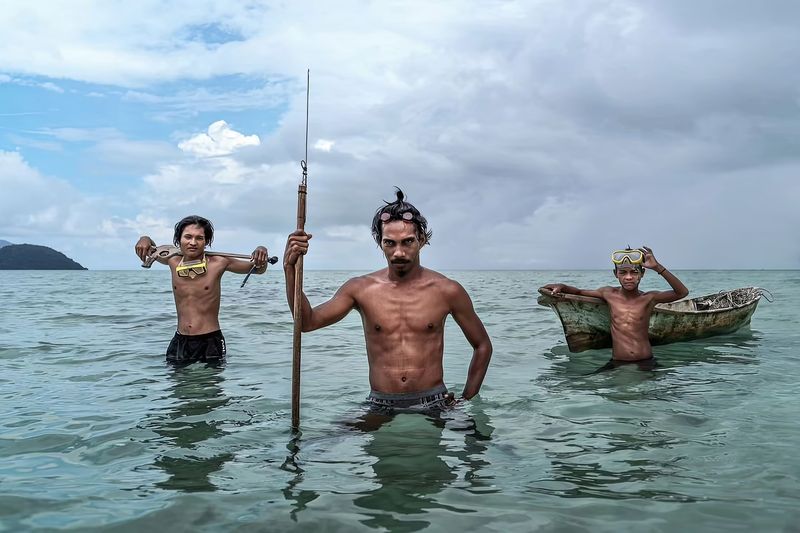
(284, 190, 492, 411)
(135, 215, 270, 365)
(543, 246, 688, 370)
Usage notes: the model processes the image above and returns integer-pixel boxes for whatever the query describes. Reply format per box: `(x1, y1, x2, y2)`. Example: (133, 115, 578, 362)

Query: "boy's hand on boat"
(542, 283, 566, 296)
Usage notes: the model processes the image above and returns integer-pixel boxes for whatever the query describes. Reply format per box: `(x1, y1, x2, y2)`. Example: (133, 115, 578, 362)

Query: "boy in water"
(542, 246, 688, 370)
(135, 215, 271, 365)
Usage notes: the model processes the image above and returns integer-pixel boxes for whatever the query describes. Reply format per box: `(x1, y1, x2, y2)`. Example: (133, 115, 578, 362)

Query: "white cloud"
(0, 150, 106, 240)
(0, 150, 191, 268)
(0, 74, 65, 93)
(39, 127, 123, 142)
(314, 139, 334, 152)
(178, 120, 260, 157)
(38, 81, 63, 93)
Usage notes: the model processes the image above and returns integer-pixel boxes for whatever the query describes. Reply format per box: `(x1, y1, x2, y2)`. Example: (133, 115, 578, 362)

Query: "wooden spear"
(292, 70, 310, 430)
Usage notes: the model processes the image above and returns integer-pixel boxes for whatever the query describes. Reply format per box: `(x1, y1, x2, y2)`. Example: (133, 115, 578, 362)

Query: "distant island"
(0, 243, 87, 270)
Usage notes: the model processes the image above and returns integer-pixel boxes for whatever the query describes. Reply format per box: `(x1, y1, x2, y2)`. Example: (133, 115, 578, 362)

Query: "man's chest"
(171, 269, 223, 299)
(356, 287, 450, 332)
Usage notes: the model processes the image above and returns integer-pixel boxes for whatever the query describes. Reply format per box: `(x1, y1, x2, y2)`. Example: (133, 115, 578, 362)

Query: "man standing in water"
(283, 189, 493, 411)
(135, 215, 271, 365)
(543, 247, 689, 370)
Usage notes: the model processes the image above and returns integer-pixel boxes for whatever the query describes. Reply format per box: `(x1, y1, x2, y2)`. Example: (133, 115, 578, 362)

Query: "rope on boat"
(706, 287, 771, 309)
(757, 287, 774, 303)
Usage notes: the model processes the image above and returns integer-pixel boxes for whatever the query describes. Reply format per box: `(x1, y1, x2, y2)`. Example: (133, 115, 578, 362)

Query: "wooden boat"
(537, 287, 765, 353)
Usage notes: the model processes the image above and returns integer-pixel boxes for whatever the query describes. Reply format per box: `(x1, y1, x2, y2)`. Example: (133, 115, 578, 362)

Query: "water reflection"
(539, 456, 703, 502)
(530, 331, 764, 503)
(150, 364, 233, 492)
(280, 433, 320, 522)
(278, 405, 495, 529)
(653, 330, 763, 368)
(541, 329, 762, 383)
(349, 407, 495, 531)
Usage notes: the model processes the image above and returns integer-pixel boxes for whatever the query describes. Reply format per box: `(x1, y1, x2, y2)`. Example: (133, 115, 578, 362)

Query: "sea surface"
(0, 269, 798, 532)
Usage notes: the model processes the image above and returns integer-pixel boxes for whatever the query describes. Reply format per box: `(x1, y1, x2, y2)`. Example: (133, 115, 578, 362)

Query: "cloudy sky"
(1, 0, 798, 270)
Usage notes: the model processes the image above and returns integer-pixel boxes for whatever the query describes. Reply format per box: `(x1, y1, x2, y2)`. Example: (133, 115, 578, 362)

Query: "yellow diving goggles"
(611, 249, 644, 265)
(176, 257, 207, 278)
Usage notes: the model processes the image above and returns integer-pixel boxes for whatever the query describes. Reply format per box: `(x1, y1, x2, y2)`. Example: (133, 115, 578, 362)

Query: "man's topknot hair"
(370, 188, 432, 245)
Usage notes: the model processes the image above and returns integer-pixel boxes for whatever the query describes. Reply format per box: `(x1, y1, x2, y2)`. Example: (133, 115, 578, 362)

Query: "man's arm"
(225, 246, 269, 275)
(284, 230, 357, 332)
(542, 283, 606, 299)
(641, 246, 689, 303)
(448, 281, 493, 400)
(135, 236, 169, 265)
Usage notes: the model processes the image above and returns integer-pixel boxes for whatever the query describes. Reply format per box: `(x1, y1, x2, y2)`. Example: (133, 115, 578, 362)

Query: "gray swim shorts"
(366, 384, 450, 411)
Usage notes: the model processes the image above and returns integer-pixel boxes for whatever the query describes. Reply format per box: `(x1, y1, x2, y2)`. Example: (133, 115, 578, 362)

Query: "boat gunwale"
(537, 287, 763, 315)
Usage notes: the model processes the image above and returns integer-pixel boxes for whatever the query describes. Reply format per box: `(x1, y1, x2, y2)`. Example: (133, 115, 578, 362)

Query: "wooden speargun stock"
(292, 69, 310, 431)
(141, 245, 278, 268)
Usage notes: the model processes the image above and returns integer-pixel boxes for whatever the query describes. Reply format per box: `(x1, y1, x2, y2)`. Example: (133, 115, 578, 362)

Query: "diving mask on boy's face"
(176, 258, 207, 279)
(611, 249, 644, 265)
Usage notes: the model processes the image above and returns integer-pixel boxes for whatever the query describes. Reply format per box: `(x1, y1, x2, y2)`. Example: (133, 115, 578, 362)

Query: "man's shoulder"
(423, 267, 449, 279)
(341, 271, 382, 289)
(424, 269, 468, 295)
(205, 254, 230, 271)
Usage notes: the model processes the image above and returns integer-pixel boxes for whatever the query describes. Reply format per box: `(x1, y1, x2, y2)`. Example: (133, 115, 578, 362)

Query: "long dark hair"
(371, 188, 432, 245)
(173, 215, 214, 246)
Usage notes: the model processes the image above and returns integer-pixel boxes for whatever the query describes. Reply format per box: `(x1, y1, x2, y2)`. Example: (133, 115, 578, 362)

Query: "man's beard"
(391, 260, 410, 276)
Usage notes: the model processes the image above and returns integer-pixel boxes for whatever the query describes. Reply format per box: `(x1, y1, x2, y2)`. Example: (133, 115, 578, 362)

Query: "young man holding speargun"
(284, 189, 493, 414)
(542, 246, 689, 371)
(135, 215, 272, 365)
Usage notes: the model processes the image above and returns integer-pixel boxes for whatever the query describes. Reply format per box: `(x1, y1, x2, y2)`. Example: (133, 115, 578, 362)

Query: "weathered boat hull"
(537, 287, 763, 353)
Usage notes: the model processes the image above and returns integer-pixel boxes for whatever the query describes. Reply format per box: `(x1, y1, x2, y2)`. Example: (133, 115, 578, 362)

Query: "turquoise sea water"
(0, 269, 798, 532)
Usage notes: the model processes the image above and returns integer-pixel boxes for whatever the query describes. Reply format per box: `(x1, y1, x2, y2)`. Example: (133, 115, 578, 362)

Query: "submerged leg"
(588, 359, 619, 374)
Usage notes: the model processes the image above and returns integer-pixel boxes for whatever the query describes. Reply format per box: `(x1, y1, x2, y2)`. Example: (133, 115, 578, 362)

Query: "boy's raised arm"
(641, 246, 689, 303)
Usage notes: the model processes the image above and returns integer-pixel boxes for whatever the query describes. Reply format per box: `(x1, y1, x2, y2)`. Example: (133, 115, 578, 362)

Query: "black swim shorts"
(592, 357, 658, 373)
(166, 330, 226, 365)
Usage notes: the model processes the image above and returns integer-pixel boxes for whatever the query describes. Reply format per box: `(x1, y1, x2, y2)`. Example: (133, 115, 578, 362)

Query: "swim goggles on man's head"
(176, 257, 207, 278)
(380, 211, 415, 222)
(611, 249, 644, 265)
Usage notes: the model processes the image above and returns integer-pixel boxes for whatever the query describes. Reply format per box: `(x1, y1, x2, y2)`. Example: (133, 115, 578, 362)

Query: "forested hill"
(0, 244, 87, 270)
